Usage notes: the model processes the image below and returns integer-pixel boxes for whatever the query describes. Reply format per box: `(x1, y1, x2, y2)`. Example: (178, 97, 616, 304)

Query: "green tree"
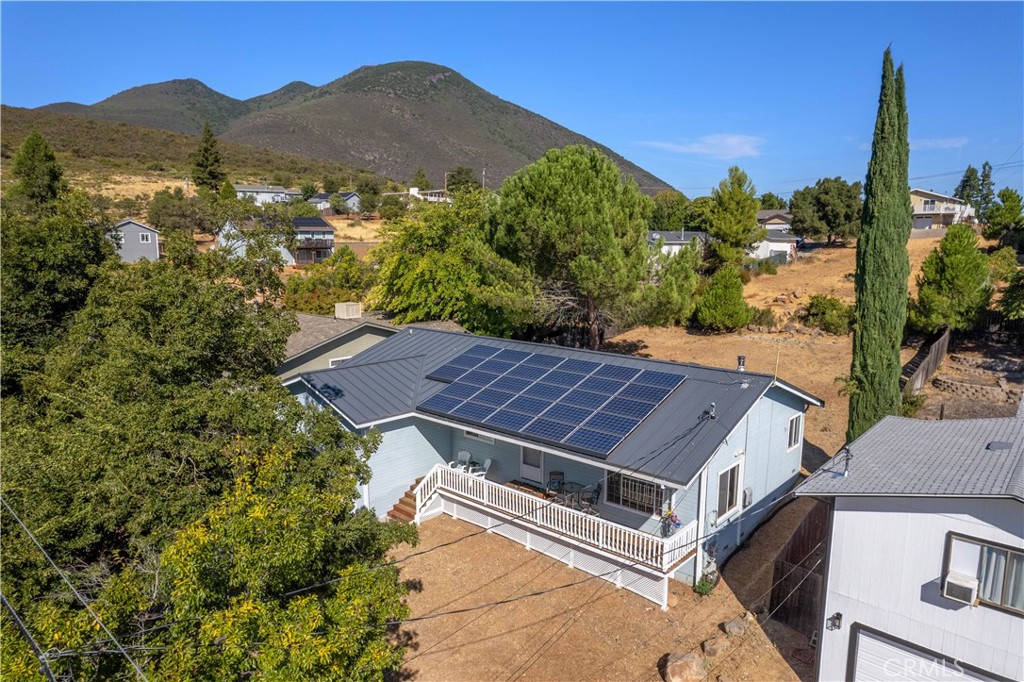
(789, 177, 863, 244)
(356, 177, 383, 214)
(493, 145, 653, 348)
(322, 175, 343, 194)
(189, 122, 227, 192)
(680, 195, 714, 232)
(650, 190, 690, 231)
(288, 200, 321, 218)
(147, 186, 219, 235)
(379, 194, 407, 221)
(983, 187, 1024, 250)
(8, 129, 67, 211)
(218, 179, 237, 202)
(1002, 268, 1024, 320)
(758, 192, 788, 210)
(284, 246, 373, 315)
(412, 166, 433, 190)
(330, 192, 352, 216)
(695, 265, 751, 331)
(847, 48, 912, 443)
(708, 166, 764, 266)
(953, 165, 981, 207)
(988, 246, 1019, 284)
(978, 161, 995, 221)
(300, 180, 319, 200)
(636, 242, 701, 326)
(446, 165, 480, 193)
(909, 225, 991, 332)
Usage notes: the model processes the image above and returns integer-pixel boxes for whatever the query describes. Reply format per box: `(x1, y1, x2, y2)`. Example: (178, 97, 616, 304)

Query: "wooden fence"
(768, 500, 828, 638)
(901, 326, 951, 395)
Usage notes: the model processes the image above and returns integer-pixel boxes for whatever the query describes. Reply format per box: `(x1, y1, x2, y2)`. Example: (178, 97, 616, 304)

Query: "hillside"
(33, 61, 672, 192)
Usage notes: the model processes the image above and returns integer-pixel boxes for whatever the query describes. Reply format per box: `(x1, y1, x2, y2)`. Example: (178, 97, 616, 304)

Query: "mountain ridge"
(35, 61, 671, 192)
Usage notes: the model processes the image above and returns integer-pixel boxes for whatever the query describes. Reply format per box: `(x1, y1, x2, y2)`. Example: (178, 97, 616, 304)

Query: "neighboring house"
(276, 310, 467, 381)
(910, 189, 977, 229)
(287, 330, 823, 607)
(114, 219, 161, 262)
(307, 192, 360, 214)
(648, 230, 710, 257)
(235, 184, 302, 206)
(795, 412, 1023, 682)
(757, 210, 793, 232)
(749, 229, 802, 263)
(290, 217, 335, 266)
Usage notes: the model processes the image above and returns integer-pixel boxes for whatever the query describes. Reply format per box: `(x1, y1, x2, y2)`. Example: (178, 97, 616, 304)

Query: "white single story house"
(287, 329, 823, 608)
(796, 411, 1023, 681)
(235, 184, 302, 206)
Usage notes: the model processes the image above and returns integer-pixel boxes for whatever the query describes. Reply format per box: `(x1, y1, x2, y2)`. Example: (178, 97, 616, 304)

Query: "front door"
(521, 446, 544, 483)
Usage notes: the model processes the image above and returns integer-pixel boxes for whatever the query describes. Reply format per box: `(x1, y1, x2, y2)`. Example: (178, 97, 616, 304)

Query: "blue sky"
(2, 2, 1022, 196)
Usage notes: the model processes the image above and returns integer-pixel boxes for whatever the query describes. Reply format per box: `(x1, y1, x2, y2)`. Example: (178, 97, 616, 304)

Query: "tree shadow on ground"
(801, 439, 833, 474)
(599, 338, 651, 357)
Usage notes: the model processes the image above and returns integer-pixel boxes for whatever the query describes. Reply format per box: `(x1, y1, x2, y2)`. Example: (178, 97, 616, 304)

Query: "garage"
(853, 629, 999, 681)
(913, 215, 935, 229)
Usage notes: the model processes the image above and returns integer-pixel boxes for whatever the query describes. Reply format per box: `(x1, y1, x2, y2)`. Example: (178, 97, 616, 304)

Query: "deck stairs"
(387, 477, 422, 522)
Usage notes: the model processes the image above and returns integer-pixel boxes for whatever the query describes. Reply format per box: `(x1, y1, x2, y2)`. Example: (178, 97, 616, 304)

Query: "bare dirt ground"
(70, 172, 186, 200)
(327, 216, 384, 242)
(393, 499, 818, 682)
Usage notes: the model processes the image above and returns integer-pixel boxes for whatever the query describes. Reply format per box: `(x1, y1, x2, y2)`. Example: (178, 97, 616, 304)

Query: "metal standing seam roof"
(796, 415, 1024, 502)
(299, 329, 823, 488)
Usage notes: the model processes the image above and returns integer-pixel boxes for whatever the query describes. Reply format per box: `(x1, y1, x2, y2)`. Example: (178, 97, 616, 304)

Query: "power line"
(0, 591, 59, 682)
(1, 496, 151, 682)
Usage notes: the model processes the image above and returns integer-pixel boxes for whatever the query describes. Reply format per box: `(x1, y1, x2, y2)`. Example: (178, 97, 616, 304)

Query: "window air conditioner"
(942, 572, 979, 606)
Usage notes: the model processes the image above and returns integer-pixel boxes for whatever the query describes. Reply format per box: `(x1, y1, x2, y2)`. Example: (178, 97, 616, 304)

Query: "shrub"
(803, 294, 853, 335)
(749, 306, 778, 328)
(901, 392, 926, 417)
(694, 574, 716, 596)
(989, 246, 1019, 284)
(695, 266, 752, 331)
(756, 258, 778, 275)
(738, 268, 753, 284)
(909, 224, 992, 332)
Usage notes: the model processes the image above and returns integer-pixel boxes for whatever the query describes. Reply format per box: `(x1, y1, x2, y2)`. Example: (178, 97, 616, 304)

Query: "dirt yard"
(393, 498, 819, 682)
(327, 216, 384, 242)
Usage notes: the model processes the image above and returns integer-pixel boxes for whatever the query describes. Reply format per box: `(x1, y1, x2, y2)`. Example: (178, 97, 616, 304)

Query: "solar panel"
(478, 358, 517, 374)
(564, 429, 623, 454)
(438, 383, 480, 401)
(541, 403, 593, 425)
(577, 376, 627, 395)
(594, 365, 642, 381)
(582, 412, 641, 436)
(490, 376, 532, 393)
(522, 383, 570, 401)
(603, 396, 656, 419)
(559, 359, 601, 374)
(464, 344, 503, 358)
(451, 401, 497, 421)
(419, 394, 462, 413)
(523, 419, 575, 442)
(506, 395, 553, 414)
(449, 354, 486, 369)
(427, 364, 469, 383)
(618, 383, 671, 403)
(542, 371, 586, 387)
(484, 410, 534, 431)
(473, 388, 516, 408)
(507, 364, 550, 380)
(494, 349, 531, 363)
(523, 354, 564, 368)
(560, 390, 608, 409)
(634, 370, 686, 389)
(461, 370, 501, 386)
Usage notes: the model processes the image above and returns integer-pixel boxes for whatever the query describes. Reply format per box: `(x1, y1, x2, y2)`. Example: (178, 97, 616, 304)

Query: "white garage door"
(913, 216, 934, 229)
(854, 630, 997, 681)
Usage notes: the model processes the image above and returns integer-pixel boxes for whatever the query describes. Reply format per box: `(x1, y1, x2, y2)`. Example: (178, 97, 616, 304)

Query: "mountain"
(35, 61, 672, 192)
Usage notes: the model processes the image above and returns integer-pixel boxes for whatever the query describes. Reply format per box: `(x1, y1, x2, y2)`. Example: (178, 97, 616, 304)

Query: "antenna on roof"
(842, 448, 853, 477)
(708, 402, 716, 420)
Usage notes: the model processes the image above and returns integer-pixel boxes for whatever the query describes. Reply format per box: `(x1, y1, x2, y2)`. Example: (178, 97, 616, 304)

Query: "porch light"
(826, 613, 842, 631)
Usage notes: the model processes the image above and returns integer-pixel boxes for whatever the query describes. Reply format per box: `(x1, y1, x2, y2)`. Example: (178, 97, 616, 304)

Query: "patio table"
(559, 481, 585, 509)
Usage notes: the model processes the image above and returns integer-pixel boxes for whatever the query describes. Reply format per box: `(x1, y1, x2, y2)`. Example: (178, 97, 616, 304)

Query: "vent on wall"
(335, 302, 362, 319)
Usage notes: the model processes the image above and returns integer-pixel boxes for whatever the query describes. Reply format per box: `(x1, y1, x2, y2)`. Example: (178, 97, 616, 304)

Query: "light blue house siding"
(367, 418, 451, 517)
(700, 385, 805, 568)
(115, 220, 160, 263)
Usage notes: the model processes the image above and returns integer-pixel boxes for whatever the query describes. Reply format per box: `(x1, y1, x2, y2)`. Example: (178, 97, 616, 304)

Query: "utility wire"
(1, 590, 59, 682)
(1, 496, 151, 682)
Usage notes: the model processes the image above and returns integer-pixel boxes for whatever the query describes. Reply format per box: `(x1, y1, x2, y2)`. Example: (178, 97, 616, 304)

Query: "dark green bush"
(803, 294, 853, 335)
(749, 306, 778, 328)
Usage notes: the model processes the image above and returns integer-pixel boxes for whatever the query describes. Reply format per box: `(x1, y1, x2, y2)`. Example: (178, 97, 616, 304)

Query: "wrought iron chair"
(449, 450, 472, 471)
(580, 483, 602, 512)
(468, 458, 492, 478)
(545, 471, 565, 503)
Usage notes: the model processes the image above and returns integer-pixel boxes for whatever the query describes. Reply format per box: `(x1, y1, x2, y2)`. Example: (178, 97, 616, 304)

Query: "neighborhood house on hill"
(648, 228, 801, 264)
(307, 191, 360, 214)
(796, 411, 1023, 682)
(287, 329, 823, 608)
(910, 188, 977, 229)
(216, 216, 334, 266)
(648, 230, 710, 258)
(757, 209, 793, 232)
(234, 184, 302, 206)
(114, 219, 160, 262)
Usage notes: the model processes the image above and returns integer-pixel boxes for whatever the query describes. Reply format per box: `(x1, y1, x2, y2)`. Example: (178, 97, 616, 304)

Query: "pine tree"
(708, 166, 764, 266)
(412, 166, 432, 190)
(978, 161, 995, 221)
(695, 265, 751, 331)
(909, 225, 991, 332)
(10, 129, 67, 210)
(953, 165, 980, 206)
(189, 122, 227, 192)
(847, 49, 912, 443)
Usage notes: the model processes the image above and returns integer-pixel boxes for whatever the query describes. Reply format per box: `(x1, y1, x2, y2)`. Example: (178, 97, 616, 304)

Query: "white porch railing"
(413, 464, 697, 574)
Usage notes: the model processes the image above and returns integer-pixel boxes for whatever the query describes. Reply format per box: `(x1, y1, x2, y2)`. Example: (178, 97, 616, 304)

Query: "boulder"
(742, 610, 757, 624)
(662, 652, 705, 682)
(702, 637, 728, 657)
(793, 288, 804, 299)
(722, 618, 747, 637)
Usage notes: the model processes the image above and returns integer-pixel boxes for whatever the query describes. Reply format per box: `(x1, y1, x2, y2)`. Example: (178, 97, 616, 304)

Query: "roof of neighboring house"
(116, 219, 159, 234)
(910, 188, 968, 203)
(757, 210, 792, 222)
(297, 329, 823, 487)
(648, 230, 710, 245)
(796, 415, 1024, 502)
(292, 217, 333, 229)
(308, 191, 359, 203)
(765, 229, 801, 243)
(236, 184, 289, 193)
(285, 312, 466, 359)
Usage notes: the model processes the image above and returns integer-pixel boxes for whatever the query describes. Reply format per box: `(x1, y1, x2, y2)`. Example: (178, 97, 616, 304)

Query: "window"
(788, 414, 803, 450)
(947, 534, 1024, 614)
(139, 232, 152, 243)
(717, 464, 740, 520)
(328, 357, 351, 368)
(606, 473, 664, 516)
(923, 199, 936, 211)
(464, 430, 493, 445)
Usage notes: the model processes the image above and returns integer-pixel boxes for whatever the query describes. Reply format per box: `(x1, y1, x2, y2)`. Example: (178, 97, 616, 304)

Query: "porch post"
(695, 468, 708, 586)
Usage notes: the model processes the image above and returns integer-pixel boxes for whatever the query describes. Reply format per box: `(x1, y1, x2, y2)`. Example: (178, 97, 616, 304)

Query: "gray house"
(796, 413, 1023, 682)
(115, 219, 160, 262)
(307, 192, 360, 214)
(287, 329, 822, 607)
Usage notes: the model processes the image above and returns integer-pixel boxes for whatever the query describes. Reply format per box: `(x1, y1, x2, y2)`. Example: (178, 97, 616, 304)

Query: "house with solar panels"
(286, 328, 823, 607)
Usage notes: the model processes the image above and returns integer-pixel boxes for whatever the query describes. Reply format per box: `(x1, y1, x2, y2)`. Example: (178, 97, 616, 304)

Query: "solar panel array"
(418, 344, 686, 457)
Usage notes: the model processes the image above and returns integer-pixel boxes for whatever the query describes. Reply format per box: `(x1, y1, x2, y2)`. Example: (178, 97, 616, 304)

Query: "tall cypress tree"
(190, 122, 227, 192)
(847, 49, 912, 443)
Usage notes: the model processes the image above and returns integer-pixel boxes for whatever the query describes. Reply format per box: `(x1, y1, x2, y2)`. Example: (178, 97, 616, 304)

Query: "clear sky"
(2, 2, 1022, 197)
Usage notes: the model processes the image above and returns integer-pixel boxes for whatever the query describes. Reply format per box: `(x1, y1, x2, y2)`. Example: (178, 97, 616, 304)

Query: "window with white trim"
(788, 414, 803, 450)
(717, 463, 740, 520)
(947, 534, 1024, 614)
(464, 430, 493, 445)
(140, 232, 152, 243)
(605, 473, 664, 516)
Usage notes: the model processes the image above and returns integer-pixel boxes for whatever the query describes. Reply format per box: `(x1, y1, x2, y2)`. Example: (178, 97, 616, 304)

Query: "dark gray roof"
(648, 230, 710, 245)
(299, 329, 822, 487)
(285, 313, 466, 358)
(292, 217, 333, 229)
(116, 219, 159, 234)
(308, 193, 332, 202)
(796, 415, 1024, 502)
(765, 229, 800, 242)
(757, 210, 792, 222)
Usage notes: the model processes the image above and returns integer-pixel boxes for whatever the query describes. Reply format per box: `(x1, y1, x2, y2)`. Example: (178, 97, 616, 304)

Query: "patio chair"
(467, 458, 492, 478)
(545, 471, 565, 499)
(449, 450, 472, 471)
(582, 483, 602, 509)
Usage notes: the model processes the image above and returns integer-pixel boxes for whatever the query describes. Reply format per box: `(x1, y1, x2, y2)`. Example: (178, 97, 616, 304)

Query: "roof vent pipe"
(737, 355, 746, 372)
